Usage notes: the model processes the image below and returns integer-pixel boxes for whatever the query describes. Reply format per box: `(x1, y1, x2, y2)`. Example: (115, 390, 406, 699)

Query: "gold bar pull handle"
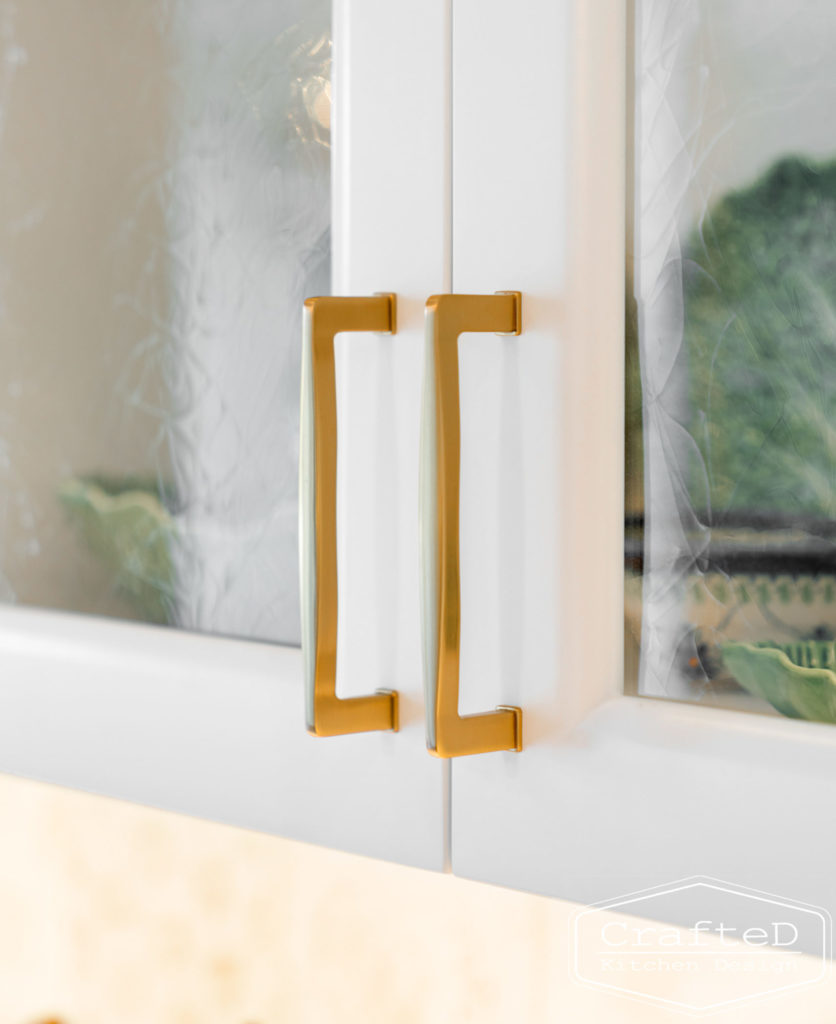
(420, 292, 523, 758)
(300, 294, 399, 736)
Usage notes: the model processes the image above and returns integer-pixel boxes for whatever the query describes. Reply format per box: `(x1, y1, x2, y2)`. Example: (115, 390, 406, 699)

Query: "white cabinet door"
(0, 0, 447, 870)
(450, 0, 836, 922)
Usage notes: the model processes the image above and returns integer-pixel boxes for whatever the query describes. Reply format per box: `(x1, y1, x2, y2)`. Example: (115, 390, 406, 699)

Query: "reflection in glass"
(0, 0, 331, 644)
(629, 1, 836, 722)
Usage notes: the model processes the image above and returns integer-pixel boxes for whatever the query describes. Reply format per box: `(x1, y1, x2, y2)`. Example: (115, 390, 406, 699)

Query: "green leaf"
(58, 476, 176, 624)
(720, 641, 836, 723)
(684, 156, 836, 518)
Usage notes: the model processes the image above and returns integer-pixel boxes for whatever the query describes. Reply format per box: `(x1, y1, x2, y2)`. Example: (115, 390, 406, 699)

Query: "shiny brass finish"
(300, 294, 398, 736)
(421, 293, 523, 757)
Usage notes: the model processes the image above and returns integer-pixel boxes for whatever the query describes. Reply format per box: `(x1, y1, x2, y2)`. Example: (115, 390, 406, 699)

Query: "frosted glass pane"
(628, 0, 836, 722)
(0, 0, 331, 644)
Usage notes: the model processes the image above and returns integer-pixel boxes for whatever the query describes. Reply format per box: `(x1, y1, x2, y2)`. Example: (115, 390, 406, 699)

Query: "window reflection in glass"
(0, 0, 330, 644)
(629, 0, 836, 723)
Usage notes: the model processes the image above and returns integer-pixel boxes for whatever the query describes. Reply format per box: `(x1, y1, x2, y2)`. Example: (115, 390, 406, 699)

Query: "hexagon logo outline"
(570, 875, 832, 1014)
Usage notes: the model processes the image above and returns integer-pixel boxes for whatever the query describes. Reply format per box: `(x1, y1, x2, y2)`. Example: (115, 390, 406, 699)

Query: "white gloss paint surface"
(449, 0, 836, 938)
(0, 0, 450, 871)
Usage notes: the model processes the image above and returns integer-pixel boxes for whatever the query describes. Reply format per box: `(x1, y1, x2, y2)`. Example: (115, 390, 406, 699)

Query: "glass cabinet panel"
(0, 0, 330, 643)
(628, 0, 836, 722)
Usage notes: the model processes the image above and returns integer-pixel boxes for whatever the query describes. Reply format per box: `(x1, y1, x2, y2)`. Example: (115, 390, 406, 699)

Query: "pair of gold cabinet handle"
(299, 292, 523, 758)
